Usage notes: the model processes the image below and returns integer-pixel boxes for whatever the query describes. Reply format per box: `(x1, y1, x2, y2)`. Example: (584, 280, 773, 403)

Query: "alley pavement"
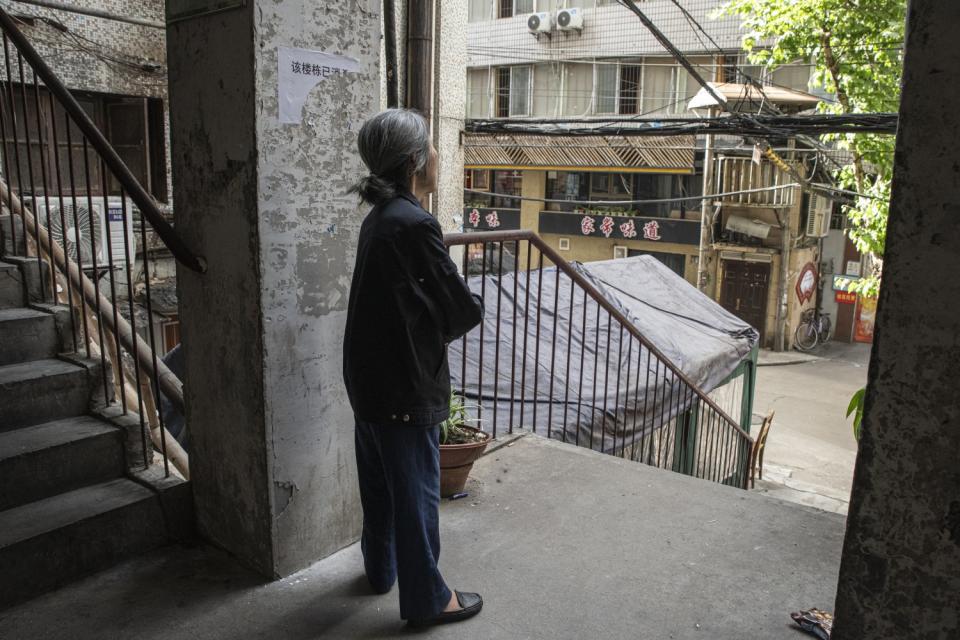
(751, 341, 870, 514)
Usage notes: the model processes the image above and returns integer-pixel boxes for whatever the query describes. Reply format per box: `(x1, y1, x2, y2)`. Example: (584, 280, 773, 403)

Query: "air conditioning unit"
(527, 11, 552, 35)
(35, 196, 138, 268)
(556, 8, 584, 32)
(805, 192, 832, 238)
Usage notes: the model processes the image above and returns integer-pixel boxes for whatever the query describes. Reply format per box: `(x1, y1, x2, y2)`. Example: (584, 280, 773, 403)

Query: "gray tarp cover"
(448, 255, 758, 452)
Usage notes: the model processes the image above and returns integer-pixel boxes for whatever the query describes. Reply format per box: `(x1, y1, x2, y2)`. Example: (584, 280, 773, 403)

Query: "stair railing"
(445, 230, 755, 489)
(0, 9, 200, 478)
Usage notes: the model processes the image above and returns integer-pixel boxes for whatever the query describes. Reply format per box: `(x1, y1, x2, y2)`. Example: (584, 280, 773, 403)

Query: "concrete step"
(0, 307, 58, 366)
(0, 478, 167, 608)
(0, 359, 90, 431)
(0, 417, 125, 511)
(0, 262, 24, 309)
(1, 256, 53, 305)
(0, 212, 26, 257)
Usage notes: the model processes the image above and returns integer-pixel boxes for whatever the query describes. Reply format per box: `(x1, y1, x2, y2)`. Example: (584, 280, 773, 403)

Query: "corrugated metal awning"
(463, 133, 696, 173)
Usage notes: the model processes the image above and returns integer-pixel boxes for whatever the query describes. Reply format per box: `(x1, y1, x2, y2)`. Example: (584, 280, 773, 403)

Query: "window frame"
(494, 65, 533, 118)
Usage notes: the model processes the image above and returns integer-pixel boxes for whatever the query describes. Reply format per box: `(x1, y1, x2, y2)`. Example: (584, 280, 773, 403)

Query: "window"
(510, 66, 531, 116)
(496, 67, 511, 117)
(467, 68, 491, 119)
(830, 205, 845, 230)
(563, 63, 593, 116)
(545, 171, 586, 212)
(641, 58, 676, 115)
(495, 66, 531, 117)
(532, 64, 557, 117)
(491, 170, 522, 208)
(471, 170, 490, 191)
(771, 61, 812, 92)
(468, 0, 494, 22)
(162, 314, 181, 355)
(618, 65, 642, 115)
(590, 173, 632, 199)
(595, 0, 619, 6)
(1, 86, 168, 202)
(595, 63, 618, 114)
(499, 0, 533, 18)
(677, 56, 717, 112)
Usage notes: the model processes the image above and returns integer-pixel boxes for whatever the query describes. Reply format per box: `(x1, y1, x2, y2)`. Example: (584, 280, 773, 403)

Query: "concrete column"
(167, 1, 380, 577)
(432, 0, 467, 232)
(518, 170, 546, 268)
(833, 1, 960, 637)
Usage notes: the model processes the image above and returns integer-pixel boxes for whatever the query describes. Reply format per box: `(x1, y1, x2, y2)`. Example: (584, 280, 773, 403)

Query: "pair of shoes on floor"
(407, 591, 483, 627)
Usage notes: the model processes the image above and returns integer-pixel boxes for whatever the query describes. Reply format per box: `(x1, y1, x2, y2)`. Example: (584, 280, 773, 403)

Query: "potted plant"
(439, 393, 490, 497)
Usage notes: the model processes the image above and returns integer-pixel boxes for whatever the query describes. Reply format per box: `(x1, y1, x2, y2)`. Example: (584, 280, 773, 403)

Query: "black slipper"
(407, 591, 483, 627)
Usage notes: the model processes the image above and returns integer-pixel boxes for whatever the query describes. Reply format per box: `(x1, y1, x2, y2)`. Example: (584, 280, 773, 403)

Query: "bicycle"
(794, 308, 832, 351)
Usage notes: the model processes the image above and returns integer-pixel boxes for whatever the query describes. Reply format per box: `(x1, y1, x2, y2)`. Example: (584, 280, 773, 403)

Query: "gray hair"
(350, 109, 430, 205)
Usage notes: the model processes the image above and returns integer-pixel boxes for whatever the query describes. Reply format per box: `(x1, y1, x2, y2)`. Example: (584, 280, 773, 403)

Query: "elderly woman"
(343, 109, 485, 627)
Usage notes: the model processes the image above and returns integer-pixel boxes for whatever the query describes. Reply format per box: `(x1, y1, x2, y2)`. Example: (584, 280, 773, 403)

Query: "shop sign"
(538, 212, 700, 245)
(463, 207, 520, 232)
(832, 274, 861, 291)
(835, 291, 857, 305)
(796, 262, 818, 303)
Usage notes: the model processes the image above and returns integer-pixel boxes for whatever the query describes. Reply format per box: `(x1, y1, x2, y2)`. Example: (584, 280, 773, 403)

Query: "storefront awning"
(463, 133, 696, 173)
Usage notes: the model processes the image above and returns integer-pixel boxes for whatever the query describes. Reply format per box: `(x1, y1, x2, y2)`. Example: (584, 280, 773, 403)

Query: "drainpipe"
(406, 0, 433, 120)
(383, 0, 399, 108)
(776, 210, 792, 352)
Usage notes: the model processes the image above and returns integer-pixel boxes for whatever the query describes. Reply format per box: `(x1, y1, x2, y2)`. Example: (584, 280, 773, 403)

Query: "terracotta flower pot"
(439, 426, 490, 498)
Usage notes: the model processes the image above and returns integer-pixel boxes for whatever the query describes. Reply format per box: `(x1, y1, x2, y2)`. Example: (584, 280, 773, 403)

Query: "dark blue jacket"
(343, 191, 484, 426)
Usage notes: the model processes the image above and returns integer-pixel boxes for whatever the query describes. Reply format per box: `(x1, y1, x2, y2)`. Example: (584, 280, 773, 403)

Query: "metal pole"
(697, 112, 716, 292)
(8, 0, 165, 30)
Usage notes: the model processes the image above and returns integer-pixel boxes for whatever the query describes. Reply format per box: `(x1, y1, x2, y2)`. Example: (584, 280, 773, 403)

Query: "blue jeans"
(354, 420, 452, 620)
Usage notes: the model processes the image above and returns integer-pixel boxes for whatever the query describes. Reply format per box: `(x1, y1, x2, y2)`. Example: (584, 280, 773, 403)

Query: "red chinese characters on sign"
(581, 216, 596, 235)
(600, 216, 615, 238)
(485, 212, 501, 228)
(643, 220, 661, 241)
(468, 209, 481, 228)
(835, 291, 857, 305)
(619, 219, 638, 238)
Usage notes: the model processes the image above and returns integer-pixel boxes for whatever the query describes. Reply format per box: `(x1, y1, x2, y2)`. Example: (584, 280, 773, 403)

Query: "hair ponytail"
(349, 174, 399, 206)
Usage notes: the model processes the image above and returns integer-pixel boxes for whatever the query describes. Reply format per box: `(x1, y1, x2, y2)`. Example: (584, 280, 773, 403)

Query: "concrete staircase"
(0, 254, 191, 609)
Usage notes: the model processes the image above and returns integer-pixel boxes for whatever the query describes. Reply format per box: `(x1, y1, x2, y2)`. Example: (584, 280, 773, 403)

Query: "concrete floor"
(1, 435, 845, 640)
(753, 342, 871, 514)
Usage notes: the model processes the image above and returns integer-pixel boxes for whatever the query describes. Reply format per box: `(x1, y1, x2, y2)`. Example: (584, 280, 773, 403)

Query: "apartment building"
(462, 0, 830, 348)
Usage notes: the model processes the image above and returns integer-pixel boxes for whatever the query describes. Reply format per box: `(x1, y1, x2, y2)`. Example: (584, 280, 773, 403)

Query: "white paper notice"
(278, 46, 360, 124)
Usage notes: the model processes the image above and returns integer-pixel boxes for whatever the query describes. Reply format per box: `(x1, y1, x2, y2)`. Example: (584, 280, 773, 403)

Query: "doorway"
(720, 259, 770, 341)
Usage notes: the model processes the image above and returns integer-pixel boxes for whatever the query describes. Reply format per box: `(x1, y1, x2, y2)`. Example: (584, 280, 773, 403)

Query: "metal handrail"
(445, 229, 753, 442)
(0, 8, 205, 273)
(1, 178, 189, 477)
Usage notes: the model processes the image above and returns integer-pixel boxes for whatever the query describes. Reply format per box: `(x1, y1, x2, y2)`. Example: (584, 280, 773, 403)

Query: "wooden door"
(720, 260, 770, 341)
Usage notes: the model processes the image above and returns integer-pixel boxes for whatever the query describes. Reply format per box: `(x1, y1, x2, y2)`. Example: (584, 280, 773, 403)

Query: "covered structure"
(449, 255, 759, 460)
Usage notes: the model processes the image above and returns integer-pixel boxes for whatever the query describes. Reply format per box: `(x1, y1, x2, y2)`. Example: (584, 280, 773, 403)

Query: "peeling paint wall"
(832, 1, 960, 637)
(254, 0, 380, 576)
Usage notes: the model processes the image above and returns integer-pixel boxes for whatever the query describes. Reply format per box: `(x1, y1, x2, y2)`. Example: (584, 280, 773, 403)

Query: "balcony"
(1, 434, 845, 639)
